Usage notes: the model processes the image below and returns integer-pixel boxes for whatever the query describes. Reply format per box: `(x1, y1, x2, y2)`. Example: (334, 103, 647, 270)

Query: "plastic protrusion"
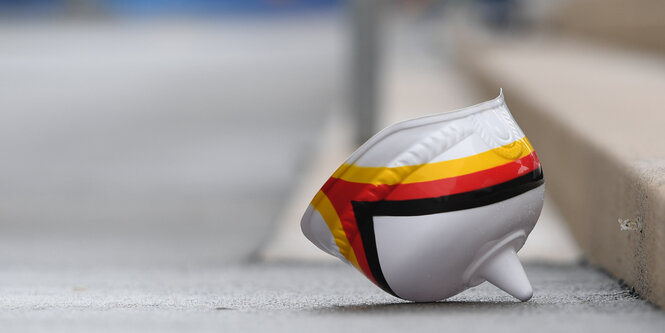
(478, 246, 533, 302)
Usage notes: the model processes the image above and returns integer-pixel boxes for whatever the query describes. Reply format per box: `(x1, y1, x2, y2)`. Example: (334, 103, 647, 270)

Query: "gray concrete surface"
(1, 262, 663, 332)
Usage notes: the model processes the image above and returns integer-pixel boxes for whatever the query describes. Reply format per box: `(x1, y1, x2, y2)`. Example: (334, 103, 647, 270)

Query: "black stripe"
(352, 200, 398, 297)
(373, 168, 543, 216)
(351, 168, 544, 299)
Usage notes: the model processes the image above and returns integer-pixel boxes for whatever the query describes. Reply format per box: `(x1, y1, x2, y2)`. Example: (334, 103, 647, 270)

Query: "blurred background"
(0, 0, 345, 267)
(0, 0, 662, 274)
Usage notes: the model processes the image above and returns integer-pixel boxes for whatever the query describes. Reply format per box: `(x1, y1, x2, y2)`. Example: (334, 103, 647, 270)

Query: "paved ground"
(1, 262, 663, 332)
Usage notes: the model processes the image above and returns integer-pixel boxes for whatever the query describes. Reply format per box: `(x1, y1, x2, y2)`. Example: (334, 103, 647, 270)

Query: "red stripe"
(321, 177, 377, 283)
(386, 152, 541, 200)
(320, 151, 540, 283)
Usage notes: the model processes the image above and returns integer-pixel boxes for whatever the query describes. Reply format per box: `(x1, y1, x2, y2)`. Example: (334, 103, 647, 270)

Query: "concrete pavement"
(1, 262, 663, 332)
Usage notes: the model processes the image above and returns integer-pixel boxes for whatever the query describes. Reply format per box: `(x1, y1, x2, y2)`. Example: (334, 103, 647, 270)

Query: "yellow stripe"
(332, 137, 534, 185)
(312, 191, 361, 271)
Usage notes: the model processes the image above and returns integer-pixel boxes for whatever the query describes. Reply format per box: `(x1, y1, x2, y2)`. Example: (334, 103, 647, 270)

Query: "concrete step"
(455, 32, 665, 307)
(548, 0, 665, 55)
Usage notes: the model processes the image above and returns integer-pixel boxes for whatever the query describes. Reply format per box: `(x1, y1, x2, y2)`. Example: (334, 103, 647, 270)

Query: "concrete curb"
(456, 34, 665, 307)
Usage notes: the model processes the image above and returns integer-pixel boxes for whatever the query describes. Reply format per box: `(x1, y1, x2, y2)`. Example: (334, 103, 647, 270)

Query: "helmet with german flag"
(301, 91, 544, 302)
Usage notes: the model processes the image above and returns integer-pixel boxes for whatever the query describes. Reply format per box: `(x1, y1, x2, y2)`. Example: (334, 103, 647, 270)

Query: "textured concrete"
(0, 262, 663, 332)
(456, 30, 665, 306)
